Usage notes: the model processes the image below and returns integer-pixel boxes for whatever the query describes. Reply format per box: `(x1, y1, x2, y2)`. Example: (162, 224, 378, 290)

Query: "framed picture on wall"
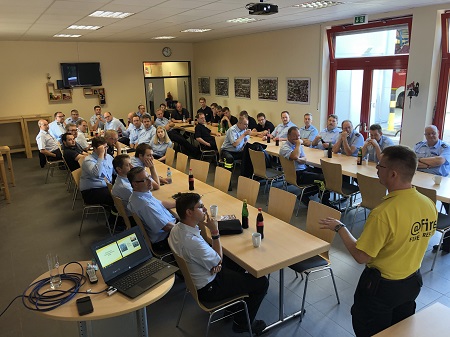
(287, 78, 311, 104)
(234, 77, 251, 99)
(198, 77, 210, 95)
(215, 77, 229, 97)
(258, 77, 278, 101)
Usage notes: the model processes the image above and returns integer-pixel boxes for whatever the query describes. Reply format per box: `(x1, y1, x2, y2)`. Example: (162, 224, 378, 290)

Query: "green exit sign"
(354, 15, 368, 25)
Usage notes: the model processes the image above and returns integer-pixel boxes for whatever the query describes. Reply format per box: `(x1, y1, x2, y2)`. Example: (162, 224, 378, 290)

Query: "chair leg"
(176, 290, 188, 327)
(71, 188, 78, 210)
(329, 268, 340, 304)
(45, 166, 51, 184)
(243, 301, 253, 337)
(431, 234, 445, 271)
(79, 208, 87, 236)
(300, 272, 310, 322)
(350, 205, 361, 231)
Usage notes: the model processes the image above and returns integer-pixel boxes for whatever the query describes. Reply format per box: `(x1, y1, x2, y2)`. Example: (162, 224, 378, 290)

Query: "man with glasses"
(76, 119, 90, 151)
(361, 124, 394, 163)
(128, 166, 176, 253)
(65, 109, 83, 125)
(414, 125, 450, 251)
(299, 113, 318, 147)
(49, 111, 66, 142)
(312, 114, 340, 150)
(104, 130, 122, 157)
(319, 145, 437, 337)
(333, 120, 364, 157)
(252, 112, 275, 137)
(103, 111, 124, 135)
(221, 116, 251, 166)
(169, 193, 268, 335)
(239, 110, 257, 130)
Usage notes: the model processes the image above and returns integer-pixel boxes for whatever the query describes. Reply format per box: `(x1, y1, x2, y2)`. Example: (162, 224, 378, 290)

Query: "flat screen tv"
(60, 62, 102, 87)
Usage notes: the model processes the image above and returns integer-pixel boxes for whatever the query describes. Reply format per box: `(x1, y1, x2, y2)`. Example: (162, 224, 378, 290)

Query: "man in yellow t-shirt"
(320, 145, 437, 337)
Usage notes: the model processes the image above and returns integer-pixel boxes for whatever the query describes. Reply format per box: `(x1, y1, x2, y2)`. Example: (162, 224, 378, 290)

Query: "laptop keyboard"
(113, 259, 167, 291)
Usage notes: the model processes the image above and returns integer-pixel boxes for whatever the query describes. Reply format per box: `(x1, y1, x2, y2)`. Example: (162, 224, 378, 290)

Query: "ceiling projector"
(246, 2, 279, 15)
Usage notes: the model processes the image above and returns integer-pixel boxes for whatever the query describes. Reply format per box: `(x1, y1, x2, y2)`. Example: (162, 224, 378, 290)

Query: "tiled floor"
(1, 153, 450, 337)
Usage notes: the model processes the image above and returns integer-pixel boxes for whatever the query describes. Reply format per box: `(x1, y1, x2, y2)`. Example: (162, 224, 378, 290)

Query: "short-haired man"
(252, 112, 275, 137)
(65, 123, 86, 153)
(299, 113, 318, 147)
(169, 193, 269, 335)
(49, 111, 66, 142)
(239, 110, 257, 130)
(362, 124, 394, 163)
(266, 111, 296, 141)
(65, 109, 83, 125)
(220, 107, 238, 131)
(128, 167, 176, 253)
(210, 104, 223, 126)
(221, 116, 251, 165)
(172, 102, 191, 123)
(90, 105, 105, 131)
(103, 112, 124, 135)
(128, 114, 144, 149)
(136, 104, 146, 117)
(195, 112, 220, 150)
(312, 114, 340, 150)
(160, 103, 171, 120)
(76, 119, 90, 151)
(130, 114, 155, 147)
(414, 125, 450, 176)
(130, 144, 161, 187)
(319, 145, 437, 337)
(36, 119, 62, 164)
(104, 130, 122, 157)
(154, 108, 174, 131)
(197, 97, 212, 123)
(79, 136, 114, 207)
(333, 120, 364, 156)
(61, 132, 88, 171)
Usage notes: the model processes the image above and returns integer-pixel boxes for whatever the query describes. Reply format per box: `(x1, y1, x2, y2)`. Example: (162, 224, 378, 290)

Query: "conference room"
(2, 1, 450, 337)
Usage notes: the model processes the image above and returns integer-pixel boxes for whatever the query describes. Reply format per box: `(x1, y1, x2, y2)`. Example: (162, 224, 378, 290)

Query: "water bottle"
(256, 208, 264, 239)
(166, 167, 172, 184)
(242, 199, 249, 229)
(188, 168, 194, 190)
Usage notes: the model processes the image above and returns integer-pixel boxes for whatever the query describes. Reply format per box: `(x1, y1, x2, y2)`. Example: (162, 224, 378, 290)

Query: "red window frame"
(326, 17, 412, 131)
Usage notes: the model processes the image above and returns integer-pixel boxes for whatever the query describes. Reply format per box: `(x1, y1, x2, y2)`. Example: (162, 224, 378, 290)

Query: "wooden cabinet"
(46, 82, 72, 103)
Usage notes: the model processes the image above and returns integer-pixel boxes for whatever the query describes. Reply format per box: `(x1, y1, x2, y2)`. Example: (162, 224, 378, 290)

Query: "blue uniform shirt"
(48, 121, 65, 142)
(271, 121, 296, 139)
(338, 131, 364, 157)
(299, 125, 318, 143)
(279, 140, 307, 171)
(315, 127, 340, 150)
(79, 152, 114, 191)
(414, 139, 450, 176)
(221, 124, 249, 153)
(366, 135, 394, 163)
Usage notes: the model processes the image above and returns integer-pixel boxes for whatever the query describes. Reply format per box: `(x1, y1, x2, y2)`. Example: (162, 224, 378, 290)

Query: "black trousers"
(81, 187, 114, 208)
(351, 267, 422, 337)
(221, 150, 243, 164)
(197, 258, 269, 325)
(168, 130, 200, 157)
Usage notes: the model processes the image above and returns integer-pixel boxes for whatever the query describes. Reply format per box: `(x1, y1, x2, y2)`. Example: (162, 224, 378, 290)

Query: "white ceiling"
(0, 0, 446, 43)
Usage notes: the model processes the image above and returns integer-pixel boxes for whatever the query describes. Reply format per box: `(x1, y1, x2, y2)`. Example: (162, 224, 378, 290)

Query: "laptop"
(91, 226, 178, 299)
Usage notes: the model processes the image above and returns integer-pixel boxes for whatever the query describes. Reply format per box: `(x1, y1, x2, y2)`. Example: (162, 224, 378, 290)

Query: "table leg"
(78, 320, 93, 337)
(0, 158, 11, 203)
(136, 307, 149, 337)
(262, 269, 304, 333)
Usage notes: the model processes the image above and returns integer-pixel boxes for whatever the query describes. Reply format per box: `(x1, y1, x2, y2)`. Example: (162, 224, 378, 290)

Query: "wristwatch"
(334, 223, 346, 232)
(212, 234, 220, 240)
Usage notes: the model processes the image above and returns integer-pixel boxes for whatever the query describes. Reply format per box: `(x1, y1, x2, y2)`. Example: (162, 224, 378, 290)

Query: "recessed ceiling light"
(226, 18, 257, 24)
(54, 34, 81, 38)
(67, 25, 102, 30)
(152, 36, 176, 40)
(89, 11, 134, 19)
(293, 1, 344, 9)
(181, 28, 212, 33)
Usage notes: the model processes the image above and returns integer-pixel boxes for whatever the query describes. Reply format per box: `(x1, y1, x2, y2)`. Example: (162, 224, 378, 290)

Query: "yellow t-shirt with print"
(356, 187, 437, 280)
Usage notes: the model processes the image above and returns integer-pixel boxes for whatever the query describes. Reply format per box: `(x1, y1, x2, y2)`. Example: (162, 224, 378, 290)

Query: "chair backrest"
(176, 152, 189, 173)
(71, 168, 82, 188)
(216, 136, 226, 156)
(165, 147, 175, 168)
(189, 159, 210, 183)
(236, 176, 260, 207)
(267, 187, 296, 223)
(306, 201, 342, 260)
(279, 155, 298, 187)
(214, 166, 232, 193)
(170, 249, 202, 307)
(78, 155, 85, 167)
(106, 181, 113, 193)
(131, 212, 159, 257)
(320, 159, 343, 194)
(248, 149, 267, 179)
(112, 195, 132, 229)
(356, 173, 387, 210)
(415, 185, 437, 204)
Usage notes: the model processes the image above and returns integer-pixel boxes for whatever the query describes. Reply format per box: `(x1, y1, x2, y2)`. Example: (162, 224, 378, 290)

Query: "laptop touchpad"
(139, 276, 158, 288)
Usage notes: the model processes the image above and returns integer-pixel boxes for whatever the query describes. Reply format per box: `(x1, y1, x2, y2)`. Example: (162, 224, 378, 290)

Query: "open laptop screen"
(91, 227, 153, 283)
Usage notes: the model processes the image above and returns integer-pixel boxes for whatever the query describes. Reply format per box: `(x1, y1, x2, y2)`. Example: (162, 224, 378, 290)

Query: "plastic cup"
(433, 175, 442, 185)
(47, 253, 62, 289)
(252, 232, 262, 248)
(210, 205, 218, 218)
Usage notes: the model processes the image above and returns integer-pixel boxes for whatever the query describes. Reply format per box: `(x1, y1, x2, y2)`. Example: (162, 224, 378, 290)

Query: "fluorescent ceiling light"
(181, 28, 211, 33)
(294, 1, 343, 9)
(152, 36, 176, 40)
(54, 34, 81, 38)
(226, 18, 257, 24)
(89, 11, 134, 19)
(67, 25, 102, 30)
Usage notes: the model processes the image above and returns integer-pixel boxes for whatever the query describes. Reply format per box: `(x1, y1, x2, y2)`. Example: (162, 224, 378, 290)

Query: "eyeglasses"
(376, 163, 388, 169)
(424, 132, 437, 136)
(135, 176, 152, 183)
(191, 204, 205, 210)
